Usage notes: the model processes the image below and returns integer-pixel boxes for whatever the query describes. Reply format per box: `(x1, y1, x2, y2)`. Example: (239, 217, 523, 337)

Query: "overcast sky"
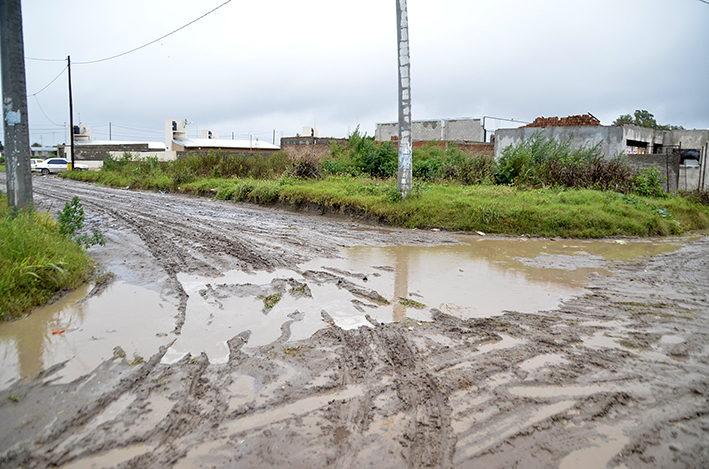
(7, 0, 709, 147)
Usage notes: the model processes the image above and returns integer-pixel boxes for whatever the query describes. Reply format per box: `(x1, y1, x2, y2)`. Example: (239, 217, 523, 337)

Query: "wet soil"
(1, 175, 708, 468)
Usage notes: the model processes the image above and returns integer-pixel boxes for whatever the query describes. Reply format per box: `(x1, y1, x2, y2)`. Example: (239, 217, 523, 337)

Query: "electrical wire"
(32, 95, 64, 127)
(25, 56, 65, 62)
(74, 0, 233, 65)
(27, 65, 67, 97)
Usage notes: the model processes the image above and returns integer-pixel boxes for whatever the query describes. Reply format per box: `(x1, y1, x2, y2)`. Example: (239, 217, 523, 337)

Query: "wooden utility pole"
(1, 0, 33, 211)
(396, 0, 412, 198)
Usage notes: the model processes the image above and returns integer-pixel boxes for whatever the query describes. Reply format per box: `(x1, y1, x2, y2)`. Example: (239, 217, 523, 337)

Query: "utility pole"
(396, 0, 412, 198)
(1, 0, 33, 211)
(67, 55, 75, 169)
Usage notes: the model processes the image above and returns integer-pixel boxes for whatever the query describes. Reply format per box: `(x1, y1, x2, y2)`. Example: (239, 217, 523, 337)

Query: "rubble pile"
(524, 114, 601, 128)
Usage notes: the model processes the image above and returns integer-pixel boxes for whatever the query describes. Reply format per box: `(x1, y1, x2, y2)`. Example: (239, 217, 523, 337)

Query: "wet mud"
(1, 175, 708, 468)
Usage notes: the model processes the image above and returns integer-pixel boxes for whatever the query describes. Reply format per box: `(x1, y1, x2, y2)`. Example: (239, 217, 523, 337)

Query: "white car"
(30, 158, 44, 171)
(35, 157, 89, 175)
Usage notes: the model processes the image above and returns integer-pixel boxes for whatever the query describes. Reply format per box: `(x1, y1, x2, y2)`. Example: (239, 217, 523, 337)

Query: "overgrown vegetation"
(0, 193, 94, 320)
(63, 135, 709, 238)
(95, 151, 292, 190)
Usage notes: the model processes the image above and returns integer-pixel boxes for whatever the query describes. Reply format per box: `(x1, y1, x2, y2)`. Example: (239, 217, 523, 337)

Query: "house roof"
(173, 138, 280, 150)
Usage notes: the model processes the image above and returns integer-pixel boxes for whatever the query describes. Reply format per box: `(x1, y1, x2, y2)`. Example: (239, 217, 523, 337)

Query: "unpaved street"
(1, 175, 708, 468)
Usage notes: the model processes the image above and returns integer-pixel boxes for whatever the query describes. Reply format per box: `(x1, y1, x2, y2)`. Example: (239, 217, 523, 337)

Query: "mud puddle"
(164, 237, 682, 364)
(0, 236, 684, 389)
(0, 281, 176, 390)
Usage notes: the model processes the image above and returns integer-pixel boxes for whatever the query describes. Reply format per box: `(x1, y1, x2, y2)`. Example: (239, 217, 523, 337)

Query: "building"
(58, 125, 168, 169)
(375, 118, 494, 155)
(165, 119, 280, 156)
(30, 146, 57, 158)
(376, 118, 485, 143)
(494, 115, 709, 191)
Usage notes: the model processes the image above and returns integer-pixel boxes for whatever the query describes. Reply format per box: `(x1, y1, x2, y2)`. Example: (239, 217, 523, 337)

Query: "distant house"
(494, 114, 709, 191)
(57, 125, 168, 169)
(165, 119, 280, 156)
(30, 146, 57, 159)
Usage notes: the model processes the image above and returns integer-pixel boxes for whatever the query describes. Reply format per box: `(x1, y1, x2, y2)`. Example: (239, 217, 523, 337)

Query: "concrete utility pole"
(68, 55, 75, 169)
(1, 0, 33, 211)
(396, 0, 412, 198)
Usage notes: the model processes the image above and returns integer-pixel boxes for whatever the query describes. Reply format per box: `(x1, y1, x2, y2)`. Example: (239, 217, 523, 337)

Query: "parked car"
(30, 158, 44, 171)
(35, 157, 89, 175)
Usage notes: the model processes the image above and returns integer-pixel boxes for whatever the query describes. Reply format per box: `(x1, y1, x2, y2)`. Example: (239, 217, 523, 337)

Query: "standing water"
(0, 236, 685, 389)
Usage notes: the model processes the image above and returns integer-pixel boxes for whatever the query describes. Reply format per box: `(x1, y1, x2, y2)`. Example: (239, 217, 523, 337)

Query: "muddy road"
(1, 175, 708, 468)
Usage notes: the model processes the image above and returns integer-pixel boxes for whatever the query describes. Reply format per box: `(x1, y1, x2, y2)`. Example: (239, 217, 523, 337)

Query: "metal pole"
(1, 0, 33, 211)
(676, 142, 681, 194)
(396, 0, 412, 198)
(68, 55, 75, 170)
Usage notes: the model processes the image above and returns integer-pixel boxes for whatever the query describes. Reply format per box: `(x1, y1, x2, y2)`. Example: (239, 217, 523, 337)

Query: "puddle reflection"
(0, 236, 686, 388)
(0, 282, 176, 390)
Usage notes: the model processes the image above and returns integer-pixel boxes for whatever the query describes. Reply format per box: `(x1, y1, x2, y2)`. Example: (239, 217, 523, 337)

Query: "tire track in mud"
(20, 177, 344, 334)
(325, 319, 456, 468)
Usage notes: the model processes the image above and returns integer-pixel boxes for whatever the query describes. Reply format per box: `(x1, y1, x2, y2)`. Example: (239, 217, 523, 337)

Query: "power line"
(25, 56, 64, 62)
(32, 95, 64, 126)
(27, 64, 67, 96)
(75, 0, 233, 65)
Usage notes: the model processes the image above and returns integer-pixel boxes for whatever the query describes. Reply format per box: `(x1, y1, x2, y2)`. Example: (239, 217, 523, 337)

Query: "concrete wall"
(444, 119, 483, 142)
(59, 143, 152, 161)
(496, 125, 709, 159)
(376, 118, 484, 143)
(375, 123, 398, 142)
(664, 129, 709, 149)
(626, 153, 681, 193)
(494, 126, 625, 159)
(78, 151, 177, 170)
(412, 120, 443, 141)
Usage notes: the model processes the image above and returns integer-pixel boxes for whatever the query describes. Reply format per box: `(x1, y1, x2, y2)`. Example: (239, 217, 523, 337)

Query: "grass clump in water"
(259, 293, 282, 310)
(399, 298, 427, 309)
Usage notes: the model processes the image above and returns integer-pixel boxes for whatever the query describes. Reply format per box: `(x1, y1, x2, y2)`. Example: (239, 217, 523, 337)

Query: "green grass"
(64, 169, 709, 238)
(0, 194, 94, 320)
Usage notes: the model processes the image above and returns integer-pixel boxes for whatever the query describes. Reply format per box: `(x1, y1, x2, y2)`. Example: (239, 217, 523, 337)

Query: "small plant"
(633, 166, 666, 198)
(130, 356, 144, 366)
(58, 196, 84, 237)
(258, 293, 282, 310)
(58, 196, 106, 248)
(399, 298, 427, 309)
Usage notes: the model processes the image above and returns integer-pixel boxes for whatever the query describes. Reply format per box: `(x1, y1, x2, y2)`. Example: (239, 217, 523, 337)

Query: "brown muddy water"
(0, 236, 684, 390)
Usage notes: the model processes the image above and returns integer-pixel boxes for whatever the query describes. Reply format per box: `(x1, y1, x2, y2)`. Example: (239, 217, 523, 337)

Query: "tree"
(31, 142, 41, 147)
(613, 110, 684, 130)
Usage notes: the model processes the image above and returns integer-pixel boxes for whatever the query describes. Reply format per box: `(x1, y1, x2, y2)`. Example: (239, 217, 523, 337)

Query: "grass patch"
(258, 293, 282, 310)
(619, 339, 641, 349)
(130, 356, 144, 366)
(399, 298, 427, 309)
(282, 346, 306, 356)
(0, 194, 94, 320)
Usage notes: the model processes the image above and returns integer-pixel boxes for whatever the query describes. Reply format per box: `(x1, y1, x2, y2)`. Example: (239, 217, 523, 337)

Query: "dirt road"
(1, 175, 708, 468)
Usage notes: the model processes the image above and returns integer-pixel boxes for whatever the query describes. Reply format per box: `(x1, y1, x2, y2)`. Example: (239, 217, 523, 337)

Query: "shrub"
(632, 165, 666, 198)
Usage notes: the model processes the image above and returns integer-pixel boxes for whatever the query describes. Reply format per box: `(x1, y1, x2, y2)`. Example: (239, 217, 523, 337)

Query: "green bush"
(321, 128, 397, 178)
(633, 165, 666, 198)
